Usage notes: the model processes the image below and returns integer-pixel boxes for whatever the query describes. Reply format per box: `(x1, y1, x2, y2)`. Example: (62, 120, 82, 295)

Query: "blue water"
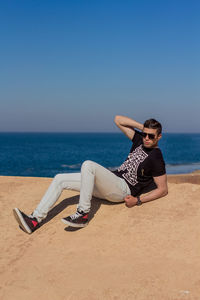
(0, 132, 200, 177)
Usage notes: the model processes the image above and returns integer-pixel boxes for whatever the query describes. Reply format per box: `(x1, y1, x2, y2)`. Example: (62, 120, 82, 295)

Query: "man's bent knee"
(54, 174, 64, 185)
(81, 160, 95, 171)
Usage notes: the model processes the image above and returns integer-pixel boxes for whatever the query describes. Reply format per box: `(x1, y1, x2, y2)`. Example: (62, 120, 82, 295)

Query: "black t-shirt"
(113, 130, 166, 196)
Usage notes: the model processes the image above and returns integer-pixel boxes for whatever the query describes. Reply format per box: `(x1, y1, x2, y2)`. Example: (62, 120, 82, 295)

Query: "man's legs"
(32, 173, 82, 222)
(77, 160, 131, 212)
(33, 160, 130, 222)
(62, 160, 131, 227)
(13, 160, 131, 231)
(13, 172, 82, 233)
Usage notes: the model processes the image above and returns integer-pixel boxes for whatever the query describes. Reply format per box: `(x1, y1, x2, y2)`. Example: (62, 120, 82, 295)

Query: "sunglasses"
(141, 132, 156, 140)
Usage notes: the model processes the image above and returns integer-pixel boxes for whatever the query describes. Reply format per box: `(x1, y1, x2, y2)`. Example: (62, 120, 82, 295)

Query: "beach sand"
(1, 174, 200, 300)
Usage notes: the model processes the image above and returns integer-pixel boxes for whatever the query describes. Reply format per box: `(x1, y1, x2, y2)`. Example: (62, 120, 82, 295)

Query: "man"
(13, 115, 168, 234)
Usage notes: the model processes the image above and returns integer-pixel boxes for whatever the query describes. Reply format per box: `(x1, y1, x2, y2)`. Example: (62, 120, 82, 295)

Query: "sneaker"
(13, 208, 40, 234)
(61, 210, 89, 228)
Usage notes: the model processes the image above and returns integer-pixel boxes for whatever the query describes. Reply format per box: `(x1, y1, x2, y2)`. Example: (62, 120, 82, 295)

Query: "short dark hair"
(143, 119, 162, 135)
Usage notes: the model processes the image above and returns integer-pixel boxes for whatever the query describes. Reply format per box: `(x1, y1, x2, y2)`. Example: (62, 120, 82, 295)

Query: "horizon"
(1, 131, 200, 134)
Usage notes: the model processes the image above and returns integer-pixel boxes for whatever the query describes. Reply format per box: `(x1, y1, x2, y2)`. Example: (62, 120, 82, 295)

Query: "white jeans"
(32, 160, 131, 222)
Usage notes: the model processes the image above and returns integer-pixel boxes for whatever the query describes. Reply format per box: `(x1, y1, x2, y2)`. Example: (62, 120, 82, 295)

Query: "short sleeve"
(130, 130, 143, 151)
(151, 150, 166, 177)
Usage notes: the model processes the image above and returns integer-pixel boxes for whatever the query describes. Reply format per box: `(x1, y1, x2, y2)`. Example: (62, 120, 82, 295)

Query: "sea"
(0, 132, 200, 178)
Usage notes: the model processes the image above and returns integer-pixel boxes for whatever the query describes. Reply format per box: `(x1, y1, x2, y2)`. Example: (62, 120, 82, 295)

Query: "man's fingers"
(124, 195, 131, 201)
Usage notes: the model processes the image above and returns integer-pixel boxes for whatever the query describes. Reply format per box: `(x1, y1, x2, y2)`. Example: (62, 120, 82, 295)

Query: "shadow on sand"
(39, 195, 123, 232)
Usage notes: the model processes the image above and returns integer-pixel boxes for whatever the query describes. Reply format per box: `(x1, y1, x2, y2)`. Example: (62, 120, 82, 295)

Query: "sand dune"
(1, 175, 200, 300)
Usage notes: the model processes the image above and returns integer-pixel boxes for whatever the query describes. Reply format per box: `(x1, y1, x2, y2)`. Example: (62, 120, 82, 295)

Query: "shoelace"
(70, 211, 82, 220)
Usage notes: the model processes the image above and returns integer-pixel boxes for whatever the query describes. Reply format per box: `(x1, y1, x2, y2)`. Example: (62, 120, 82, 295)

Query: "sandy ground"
(0, 174, 200, 300)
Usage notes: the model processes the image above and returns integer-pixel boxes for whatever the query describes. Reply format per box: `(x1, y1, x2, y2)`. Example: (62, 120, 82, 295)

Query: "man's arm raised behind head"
(114, 115, 144, 140)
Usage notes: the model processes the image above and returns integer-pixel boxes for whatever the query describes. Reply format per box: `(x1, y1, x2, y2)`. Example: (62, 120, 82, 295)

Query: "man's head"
(142, 119, 162, 148)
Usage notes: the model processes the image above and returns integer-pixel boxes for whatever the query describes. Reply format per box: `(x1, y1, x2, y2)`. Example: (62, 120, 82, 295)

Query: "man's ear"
(157, 134, 162, 141)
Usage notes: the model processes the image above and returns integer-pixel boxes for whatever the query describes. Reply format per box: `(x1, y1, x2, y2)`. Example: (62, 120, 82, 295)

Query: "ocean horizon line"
(0, 132, 200, 177)
(0, 131, 200, 134)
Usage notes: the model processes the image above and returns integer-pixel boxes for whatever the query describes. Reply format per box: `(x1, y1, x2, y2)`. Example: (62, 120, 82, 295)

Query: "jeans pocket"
(121, 178, 131, 196)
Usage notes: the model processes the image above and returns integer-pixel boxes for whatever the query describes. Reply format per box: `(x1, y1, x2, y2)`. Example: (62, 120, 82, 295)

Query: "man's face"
(142, 127, 161, 148)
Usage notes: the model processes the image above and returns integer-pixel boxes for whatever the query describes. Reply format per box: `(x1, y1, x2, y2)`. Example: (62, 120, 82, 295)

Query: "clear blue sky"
(0, 0, 199, 132)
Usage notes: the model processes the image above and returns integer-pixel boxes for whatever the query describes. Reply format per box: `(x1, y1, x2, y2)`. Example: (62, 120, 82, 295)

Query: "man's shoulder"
(131, 130, 143, 149)
(149, 147, 165, 161)
(132, 129, 142, 141)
